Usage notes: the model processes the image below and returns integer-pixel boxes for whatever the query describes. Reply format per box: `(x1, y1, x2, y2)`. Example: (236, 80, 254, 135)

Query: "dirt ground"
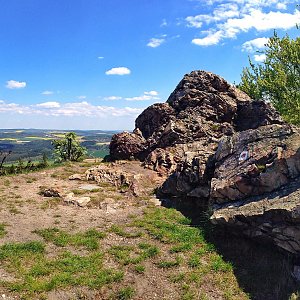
(0, 160, 249, 300)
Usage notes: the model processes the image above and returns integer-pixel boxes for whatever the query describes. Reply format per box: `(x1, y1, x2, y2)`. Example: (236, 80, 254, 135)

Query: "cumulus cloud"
(242, 37, 269, 52)
(103, 96, 123, 101)
(186, 1, 300, 47)
(105, 67, 131, 75)
(147, 38, 165, 48)
(0, 99, 142, 118)
(78, 95, 87, 99)
(36, 102, 61, 108)
(42, 90, 54, 95)
(254, 53, 267, 62)
(144, 91, 159, 96)
(6, 80, 27, 89)
(125, 91, 160, 101)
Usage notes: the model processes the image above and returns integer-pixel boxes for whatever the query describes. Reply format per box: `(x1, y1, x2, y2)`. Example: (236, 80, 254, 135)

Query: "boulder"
(109, 131, 147, 160)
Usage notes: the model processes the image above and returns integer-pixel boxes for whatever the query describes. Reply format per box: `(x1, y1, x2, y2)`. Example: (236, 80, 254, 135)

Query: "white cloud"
(78, 95, 87, 99)
(242, 37, 269, 52)
(103, 96, 123, 101)
(254, 53, 267, 62)
(277, 3, 287, 10)
(147, 38, 165, 48)
(36, 102, 61, 108)
(144, 90, 159, 96)
(161, 19, 168, 27)
(192, 31, 223, 46)
(187, 0, 300, 47)
(105, 67, 131, 75)
(125, 91, 160, 101)
(97, 56, 104, 59)
(6, 80, 26, 89)
(42, 90, 54, 95)
(0, 99, 142, 118)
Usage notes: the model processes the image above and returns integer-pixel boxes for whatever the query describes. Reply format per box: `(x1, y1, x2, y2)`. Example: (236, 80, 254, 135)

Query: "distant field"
(0, 129, 117, 162)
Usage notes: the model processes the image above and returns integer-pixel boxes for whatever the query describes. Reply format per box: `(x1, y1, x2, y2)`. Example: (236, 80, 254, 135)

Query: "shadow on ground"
(161, 197, 300, 300)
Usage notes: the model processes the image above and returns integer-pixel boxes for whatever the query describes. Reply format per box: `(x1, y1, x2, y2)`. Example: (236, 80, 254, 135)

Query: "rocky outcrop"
(109, 70, 300, 255)
(211, 124, 299, 204)
(211, 177, 300, 254)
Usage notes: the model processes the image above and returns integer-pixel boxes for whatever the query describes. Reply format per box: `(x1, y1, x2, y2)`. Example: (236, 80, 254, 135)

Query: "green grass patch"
(210, 254, 233, 272)
(157, 256, 181, 269)
(0, 223, 7, 238)
(170, 242, 193, 253)
(71, 189, 87, 195)
(134, 264, 145, 274)
(113, 286, 135, 300)
(35, 228, 105, 250)
(187, 253, 201, 268)
(133, 207, 204, 244)
(110, 225, 143, 238)
(109, 243, 159, 266)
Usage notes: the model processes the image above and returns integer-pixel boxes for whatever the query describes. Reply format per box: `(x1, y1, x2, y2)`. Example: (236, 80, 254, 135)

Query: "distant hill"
(0, 129, 118, 162)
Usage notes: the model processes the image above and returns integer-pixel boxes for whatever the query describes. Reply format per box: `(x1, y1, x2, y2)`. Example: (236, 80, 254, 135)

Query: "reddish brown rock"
(109, 131, 147, 160)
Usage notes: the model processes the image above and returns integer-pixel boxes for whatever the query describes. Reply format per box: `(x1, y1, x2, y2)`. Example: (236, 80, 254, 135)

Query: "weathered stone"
(69, 174, 84, 180)
(64, 192, 91, 207)
(109, 131, 147, 160)
(40, 188, 61, 198)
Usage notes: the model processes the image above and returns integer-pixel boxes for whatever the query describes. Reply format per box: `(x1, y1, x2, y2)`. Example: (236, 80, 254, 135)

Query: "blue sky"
(0, 0, 299, 130)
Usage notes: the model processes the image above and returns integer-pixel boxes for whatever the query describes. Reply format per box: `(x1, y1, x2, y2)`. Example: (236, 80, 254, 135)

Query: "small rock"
(64, 192, 91, 207)
(69, 174, 84, 180)
(40, 188, 60, 198)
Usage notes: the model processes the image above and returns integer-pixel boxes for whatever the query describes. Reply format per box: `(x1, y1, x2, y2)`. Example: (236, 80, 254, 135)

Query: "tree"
(239, 30, 300, 125)
(52, 132, 87, 162)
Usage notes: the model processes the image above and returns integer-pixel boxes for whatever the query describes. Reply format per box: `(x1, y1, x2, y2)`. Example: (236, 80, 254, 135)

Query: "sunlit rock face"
(109, 70, 300, 255)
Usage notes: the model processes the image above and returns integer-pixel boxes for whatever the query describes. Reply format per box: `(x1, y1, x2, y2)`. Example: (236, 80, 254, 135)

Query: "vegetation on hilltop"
(239, 30, 300, 125)
(52, 132, 87, 162)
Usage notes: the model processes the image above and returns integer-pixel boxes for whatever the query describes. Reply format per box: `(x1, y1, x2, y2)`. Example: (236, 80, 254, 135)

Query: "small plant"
(114, 286, 135, 300)
(187, 254, 201, 268)
(157, 256, 181, 269)
(134, 264, 145, 274)
(110, 225, 142, 238)
(52, 132, 87, 162)
(0, 223, 7, 238)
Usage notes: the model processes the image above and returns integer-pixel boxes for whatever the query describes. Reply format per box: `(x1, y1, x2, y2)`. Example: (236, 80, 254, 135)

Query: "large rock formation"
(109, 70, 300, 255)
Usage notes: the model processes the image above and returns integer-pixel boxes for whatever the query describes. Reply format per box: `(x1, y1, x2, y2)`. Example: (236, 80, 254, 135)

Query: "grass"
(110, 224, 143, 238)
(113, 286, 135, 300)
(109, 243, 159, 266)
(35, 228, 106, 250)
(157, 256, 181, 268)
(71, 189, 87, 195)
(0, 242, 123, 295)
(0, 223, 7, 238)
(0, 205, 249, 299)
